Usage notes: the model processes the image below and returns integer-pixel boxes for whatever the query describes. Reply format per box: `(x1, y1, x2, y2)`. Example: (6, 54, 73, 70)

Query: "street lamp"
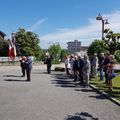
(96, 13, 109, 40)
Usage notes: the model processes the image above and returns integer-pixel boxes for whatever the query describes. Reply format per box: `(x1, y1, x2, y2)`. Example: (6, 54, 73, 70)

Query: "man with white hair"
(98, 53, 105, 80)
(91, 53, 98, 79)
(82, 54, 90, 87)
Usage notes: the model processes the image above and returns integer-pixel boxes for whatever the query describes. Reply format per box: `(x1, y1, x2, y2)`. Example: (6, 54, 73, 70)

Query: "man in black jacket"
(46, 56, 52, 74)
(19, 56, 26, 77)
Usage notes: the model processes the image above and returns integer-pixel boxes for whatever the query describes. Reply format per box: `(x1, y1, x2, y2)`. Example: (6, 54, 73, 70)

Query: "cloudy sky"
(1, 0, 120, 49)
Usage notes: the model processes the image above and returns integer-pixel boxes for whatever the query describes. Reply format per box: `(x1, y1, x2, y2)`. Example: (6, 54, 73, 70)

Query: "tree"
(87, 39, 106, 56)
(48, 43, 61, 61)
(115, 50, 120, 63)
(15, 28, 42, 58)
(60, 49, 69, 62)
(103, 29, 120, 54)
(0, 40, 9, 56)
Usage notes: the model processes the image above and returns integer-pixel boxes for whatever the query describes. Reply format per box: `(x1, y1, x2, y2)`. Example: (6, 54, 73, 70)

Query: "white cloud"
(40, 10, 120, 48)
(28, 18, 47, 32)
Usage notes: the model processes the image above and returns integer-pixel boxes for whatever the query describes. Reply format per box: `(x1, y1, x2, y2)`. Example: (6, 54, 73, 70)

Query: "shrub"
(54, 67, 65, 72)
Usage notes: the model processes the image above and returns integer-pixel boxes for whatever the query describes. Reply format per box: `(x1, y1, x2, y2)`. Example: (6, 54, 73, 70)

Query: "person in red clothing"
(106, 55, 115, 91)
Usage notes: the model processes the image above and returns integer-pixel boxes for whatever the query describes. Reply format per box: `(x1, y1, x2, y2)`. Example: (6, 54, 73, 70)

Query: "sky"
(1, 0, 120, 49)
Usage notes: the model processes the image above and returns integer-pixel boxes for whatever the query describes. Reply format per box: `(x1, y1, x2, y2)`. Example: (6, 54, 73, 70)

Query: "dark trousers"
(26, 69, 31, 81)
(47, 65, 51, 74)
(73, 70, 78, 81)
(78, 69, 83, 83)
(22, 67, 25, 76)
(105, 71, 108, 83)
(66, 68, 69, 75)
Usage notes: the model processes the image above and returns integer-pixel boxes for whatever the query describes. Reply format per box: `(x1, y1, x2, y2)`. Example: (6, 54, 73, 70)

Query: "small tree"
(48, 43, 61, 61)
(87, 39, 106, 56)
(60, 49, 69, 62)
(103, 29, 120, 54)
(15, 28, 42, 58)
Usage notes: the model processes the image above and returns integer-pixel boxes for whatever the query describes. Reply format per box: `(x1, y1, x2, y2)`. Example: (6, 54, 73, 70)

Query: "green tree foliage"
(87, 40, 105, 56)
(0, 40, 9, 56)
(60, 49, 69, 62)
(115, 50, 120, 63)
(15, 28, 42, 58)
(48, 43, 61, 60)
(103, 29, 120, 54)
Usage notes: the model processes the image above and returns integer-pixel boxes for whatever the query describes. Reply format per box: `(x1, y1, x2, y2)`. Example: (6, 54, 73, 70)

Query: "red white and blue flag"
(8, 39, 17, 61)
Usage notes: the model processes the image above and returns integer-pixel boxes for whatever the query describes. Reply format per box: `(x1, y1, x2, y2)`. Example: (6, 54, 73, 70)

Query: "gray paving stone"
(0, 65, 120, 120)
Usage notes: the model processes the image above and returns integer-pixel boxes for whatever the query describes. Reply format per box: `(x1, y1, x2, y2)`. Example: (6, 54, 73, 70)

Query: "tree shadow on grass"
(113, 86, 120, 90)
(64, 112, 99, 120)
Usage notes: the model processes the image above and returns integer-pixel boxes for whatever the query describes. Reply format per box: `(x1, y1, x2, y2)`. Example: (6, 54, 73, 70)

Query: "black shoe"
(25, 79, 31, 82)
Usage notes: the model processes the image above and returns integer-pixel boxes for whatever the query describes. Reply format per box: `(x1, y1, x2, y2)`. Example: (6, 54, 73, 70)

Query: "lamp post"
(96, 13, 109, 40)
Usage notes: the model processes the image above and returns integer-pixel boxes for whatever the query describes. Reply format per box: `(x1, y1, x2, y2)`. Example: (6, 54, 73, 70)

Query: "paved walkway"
(0, 65, 120, 120)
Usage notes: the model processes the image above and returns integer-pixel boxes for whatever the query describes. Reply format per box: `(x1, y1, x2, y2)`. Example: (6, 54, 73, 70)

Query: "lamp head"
(96, 13, 103, 20)
(105, 19, 109, 24)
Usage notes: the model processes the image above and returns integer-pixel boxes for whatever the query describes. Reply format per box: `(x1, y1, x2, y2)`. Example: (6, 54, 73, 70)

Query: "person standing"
(69, 55, 74, 77)
(98, 53, 105, 81)
(19, 56, 26, 77)
(82, 55, 90, 87)
(106, 55, 115, 91)
(103, 53, 110, 84)
(78, 56, 84, 84)
(73, 56, 78, 81)
(91, 53, 98, 79)
(46, 56, 52, 74)
(65, 56, 70, 75)
(24, 56, 33, 81)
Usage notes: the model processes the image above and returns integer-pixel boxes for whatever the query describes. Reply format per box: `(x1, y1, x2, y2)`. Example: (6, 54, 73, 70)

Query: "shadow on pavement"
(51, 79, 77, 88)
(89, 95, 107, 100)
(4, 79, 26, 82)
(3, 75, 21, 77)
(51, 72, 85, 88)
(75, 88, 96, 92)
(64, 112, 99, 120)
(32, 71, 48, 74)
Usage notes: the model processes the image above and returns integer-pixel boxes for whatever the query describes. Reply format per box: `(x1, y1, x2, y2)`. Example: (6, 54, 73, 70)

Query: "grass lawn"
(90, 74, 120, 101)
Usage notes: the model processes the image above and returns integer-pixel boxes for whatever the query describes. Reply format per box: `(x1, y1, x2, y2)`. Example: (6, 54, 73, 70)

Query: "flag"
(8, 40, 13, 61)
(8, 39, 17, 61)
(12, 38, 17, 57)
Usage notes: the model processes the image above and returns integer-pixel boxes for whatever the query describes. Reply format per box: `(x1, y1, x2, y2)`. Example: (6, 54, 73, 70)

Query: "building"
(67, 40, 81, 54)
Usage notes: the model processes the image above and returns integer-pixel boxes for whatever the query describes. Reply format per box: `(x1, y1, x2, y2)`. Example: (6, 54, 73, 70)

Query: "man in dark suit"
(46, 56, 52, 74)
(24, 56, 32, 81)
(19, 56, 26, 77)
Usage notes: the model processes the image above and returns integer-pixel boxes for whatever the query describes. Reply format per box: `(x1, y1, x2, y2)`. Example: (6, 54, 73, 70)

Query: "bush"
(52, 60, 60, 64)
(54, 67, 65, 72)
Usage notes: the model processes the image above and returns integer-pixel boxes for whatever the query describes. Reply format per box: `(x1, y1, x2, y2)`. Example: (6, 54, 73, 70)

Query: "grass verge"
(90, 75, 120, 101)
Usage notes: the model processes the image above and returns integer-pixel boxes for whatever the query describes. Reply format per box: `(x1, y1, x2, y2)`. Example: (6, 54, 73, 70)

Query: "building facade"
(67, 40, 81, 54)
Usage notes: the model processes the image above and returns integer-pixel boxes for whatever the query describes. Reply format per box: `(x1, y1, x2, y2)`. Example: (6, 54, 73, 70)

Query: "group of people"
(65, 54, 90, 87)
(65, 52, 116, 90)
(19, 56, 32, 81)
